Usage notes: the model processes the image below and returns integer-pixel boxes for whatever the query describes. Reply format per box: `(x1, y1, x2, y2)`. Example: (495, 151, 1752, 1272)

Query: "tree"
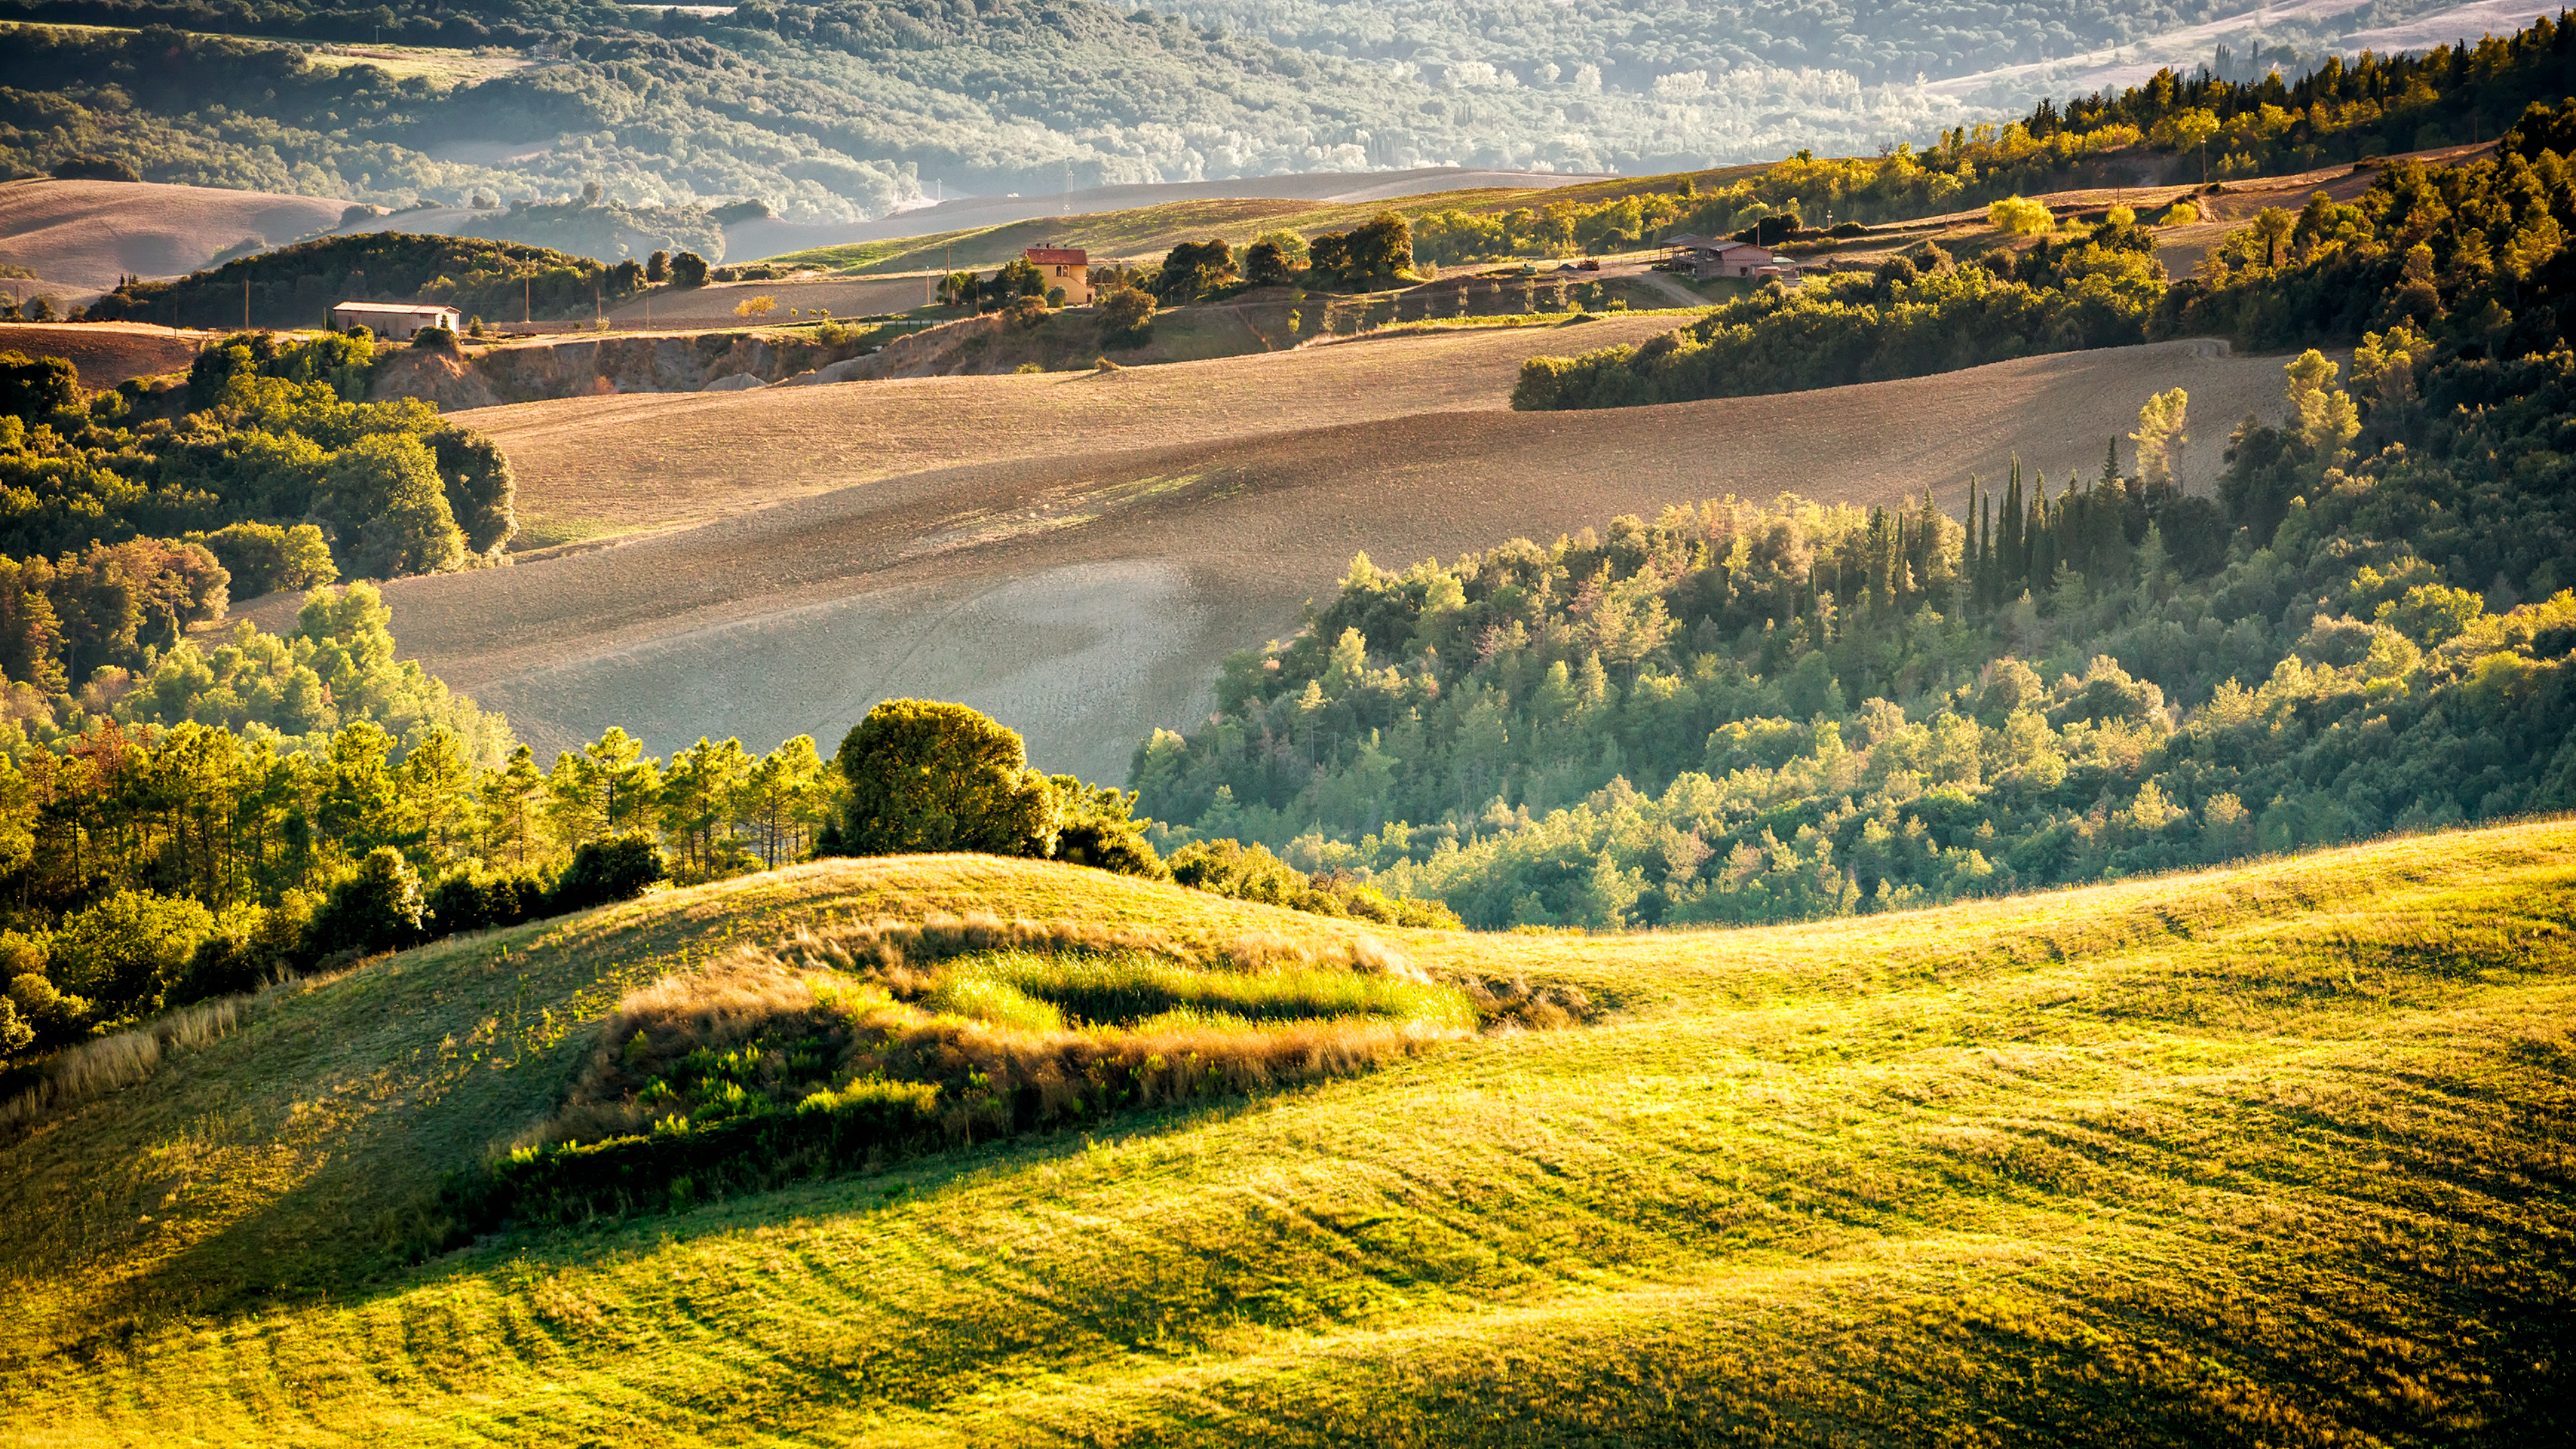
(738, 735, 829, 866)
(0, 350, 80, 423)
(1100, 286, 1155, 339)
(307, 847, 424, 957)
(2284, 350, 2359, 462)
(830, 700, 1055, 857)
(48, 890, 216, 1016)
(669, 251, 710, 288)
(1155, 239, 1235, 300)
(659, 735, 753, 877)
(1988, 195, 2055, 235)
(1309, 213, 1414, 288)
(545, 727, 660, 847)
(1244, 239, 1293, 286)
(994, 258, 1046, 300)
(51, 154, 139, 182)
(317, 434, 467, 579)
(2129, 388, 2188, 492)
(191, 521, 338, 599)
(646, 250, 670, 284)
(733, 294, 777, 319)
(2157, 107, 2221, 180)
(426, 423, 519, 559)
(549, 834, 665, 912)
(404, 727, 476, 860)
(478, 744, 545, 865)
(2249, 207, 2296, 269)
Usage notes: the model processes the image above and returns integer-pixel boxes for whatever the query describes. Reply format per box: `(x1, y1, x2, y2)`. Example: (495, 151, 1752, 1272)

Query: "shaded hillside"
(0, 178, 347, 294)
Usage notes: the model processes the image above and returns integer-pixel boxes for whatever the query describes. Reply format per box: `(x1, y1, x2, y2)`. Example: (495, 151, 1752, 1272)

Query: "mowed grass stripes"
(3, 822, 2571, 1446)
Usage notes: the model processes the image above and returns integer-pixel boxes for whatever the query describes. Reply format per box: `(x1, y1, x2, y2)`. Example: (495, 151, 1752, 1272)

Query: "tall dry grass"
(531, 912, 1588, 1154)
(0, 994, 258, 1138)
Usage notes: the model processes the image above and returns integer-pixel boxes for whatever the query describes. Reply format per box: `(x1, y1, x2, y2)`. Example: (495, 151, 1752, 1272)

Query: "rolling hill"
(0, 177, 348, 297)
(253, 329, 2292, 779)
(3, 820, 2571, 1442)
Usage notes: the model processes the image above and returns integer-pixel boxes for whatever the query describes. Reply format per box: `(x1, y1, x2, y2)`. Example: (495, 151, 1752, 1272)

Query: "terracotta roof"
(1024, 246, 1088, 266)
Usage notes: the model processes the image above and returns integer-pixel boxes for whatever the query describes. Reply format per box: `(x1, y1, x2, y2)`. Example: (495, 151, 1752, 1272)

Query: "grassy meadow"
(4, 822, 2574, 1444)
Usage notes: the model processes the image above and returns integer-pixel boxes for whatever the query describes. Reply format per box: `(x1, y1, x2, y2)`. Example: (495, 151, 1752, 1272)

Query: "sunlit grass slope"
(5, 823, 2575, 1445)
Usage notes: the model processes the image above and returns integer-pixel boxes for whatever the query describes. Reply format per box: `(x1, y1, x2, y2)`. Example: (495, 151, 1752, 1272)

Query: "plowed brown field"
(264, 333, 2296, 781)
(0, 322, 211, 384)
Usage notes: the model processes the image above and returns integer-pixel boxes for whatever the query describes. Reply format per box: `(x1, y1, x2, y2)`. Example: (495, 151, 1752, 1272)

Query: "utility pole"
(525, 276, 532, 327)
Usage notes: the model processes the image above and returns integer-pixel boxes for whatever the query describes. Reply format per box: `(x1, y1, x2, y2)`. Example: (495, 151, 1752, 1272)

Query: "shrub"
(549, 835, 665, 914)
(51, 154, 140, 182)
(305, 848, 425, 959)
(1043, 777, 1165, 877)
(5, 971, 88, 1049)
(1099, 286, 1155, 339)
(828, 700, 1056, 857)
(411, 325, 458, 351)
(1169, 839, 1461, 928)
(427, 865, 551, 934)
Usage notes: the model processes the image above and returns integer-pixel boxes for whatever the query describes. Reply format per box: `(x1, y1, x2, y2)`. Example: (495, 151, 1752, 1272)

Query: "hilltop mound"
(5, 822, 2571, 1442)
(0, 178, 347, 295)
(284, 332, 2286, 775)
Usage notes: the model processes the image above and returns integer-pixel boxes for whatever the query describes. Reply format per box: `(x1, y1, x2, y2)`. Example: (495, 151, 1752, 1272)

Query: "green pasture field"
(3, 822, 2571, 1444)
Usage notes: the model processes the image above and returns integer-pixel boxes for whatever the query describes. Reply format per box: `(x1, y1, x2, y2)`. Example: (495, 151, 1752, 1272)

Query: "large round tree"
(831, 700, 1055, 857)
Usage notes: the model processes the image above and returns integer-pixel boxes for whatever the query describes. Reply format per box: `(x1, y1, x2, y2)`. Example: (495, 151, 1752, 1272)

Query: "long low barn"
(330, 301, 461, 338)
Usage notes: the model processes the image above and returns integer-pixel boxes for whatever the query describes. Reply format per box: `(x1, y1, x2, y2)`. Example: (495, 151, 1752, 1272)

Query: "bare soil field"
(271, 335, 2292, 781)
(453, 317, 1684, 539)
(0, 322, 209, 384)
(0, 179, 347, 294)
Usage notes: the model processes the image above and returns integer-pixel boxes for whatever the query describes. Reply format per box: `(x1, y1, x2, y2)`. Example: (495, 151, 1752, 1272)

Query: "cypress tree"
(2027, 470, 2054, 591)
(1999, 456, 2024, 594)
(1964, 476, 1982, 596)
(1978, 490, 1994, 610)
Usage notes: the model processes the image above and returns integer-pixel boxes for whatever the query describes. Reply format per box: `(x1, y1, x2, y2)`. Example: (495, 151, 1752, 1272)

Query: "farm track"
(252, 333, 2294, 779)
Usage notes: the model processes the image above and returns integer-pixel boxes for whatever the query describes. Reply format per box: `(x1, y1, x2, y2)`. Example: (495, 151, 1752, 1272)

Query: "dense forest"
(1131, 103, 2576, 928)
